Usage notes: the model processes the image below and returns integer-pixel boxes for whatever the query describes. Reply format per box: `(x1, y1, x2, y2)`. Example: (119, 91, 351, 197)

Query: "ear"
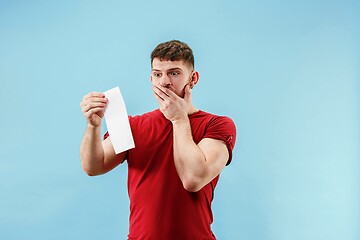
(190, 71, 199, 88)
(151, 75, 153, 84)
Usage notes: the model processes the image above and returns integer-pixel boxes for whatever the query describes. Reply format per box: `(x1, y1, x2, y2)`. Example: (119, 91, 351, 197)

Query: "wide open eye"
(170, 72, 179, 76)
(154, 73, 162, 77)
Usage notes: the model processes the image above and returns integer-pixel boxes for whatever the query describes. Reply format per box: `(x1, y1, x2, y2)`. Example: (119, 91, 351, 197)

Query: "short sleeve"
(103, 131, 109, 140)
(203, 116, 236, 165)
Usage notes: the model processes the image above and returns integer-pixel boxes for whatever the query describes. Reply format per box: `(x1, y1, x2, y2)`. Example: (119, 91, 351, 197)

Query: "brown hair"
(151, 40, 194, 69)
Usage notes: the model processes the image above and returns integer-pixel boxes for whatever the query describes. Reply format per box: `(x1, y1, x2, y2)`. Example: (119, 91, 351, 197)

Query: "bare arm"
(80, 92, 126, 176)
(153, 84, 229, 192)
(172, 118, 229, 192)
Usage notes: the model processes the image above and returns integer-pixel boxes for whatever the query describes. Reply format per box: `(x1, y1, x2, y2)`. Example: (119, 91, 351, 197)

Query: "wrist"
(87, 123, 101, 130)
(172, 116, 189, 126)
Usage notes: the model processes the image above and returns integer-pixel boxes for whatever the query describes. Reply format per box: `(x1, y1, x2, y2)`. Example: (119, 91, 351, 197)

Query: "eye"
(171, 72, 179, 76)
(154, 73, 162, 77)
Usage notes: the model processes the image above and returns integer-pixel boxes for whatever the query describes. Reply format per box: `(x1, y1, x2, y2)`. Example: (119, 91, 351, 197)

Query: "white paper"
(104, 86, 135, 154)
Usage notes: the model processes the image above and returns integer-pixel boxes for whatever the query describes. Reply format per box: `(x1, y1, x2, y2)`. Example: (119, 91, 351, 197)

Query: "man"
(80, 40, 236, 240)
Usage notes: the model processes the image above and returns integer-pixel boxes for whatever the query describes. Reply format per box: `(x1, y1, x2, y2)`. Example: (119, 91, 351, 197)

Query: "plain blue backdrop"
(0, 0, 359, 239)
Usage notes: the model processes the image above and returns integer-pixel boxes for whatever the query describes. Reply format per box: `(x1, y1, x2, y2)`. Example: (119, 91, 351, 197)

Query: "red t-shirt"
(104, 109, 236, 240)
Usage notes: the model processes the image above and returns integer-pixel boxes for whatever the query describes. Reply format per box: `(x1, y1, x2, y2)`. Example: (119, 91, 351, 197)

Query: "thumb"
(184, 84, 192, 102)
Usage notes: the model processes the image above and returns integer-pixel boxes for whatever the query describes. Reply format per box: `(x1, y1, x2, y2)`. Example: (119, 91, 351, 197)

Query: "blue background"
(1, 0, 359, 239)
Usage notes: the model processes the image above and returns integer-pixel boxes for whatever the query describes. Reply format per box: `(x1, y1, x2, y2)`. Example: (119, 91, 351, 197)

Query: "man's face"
(151, 58, 196, 98)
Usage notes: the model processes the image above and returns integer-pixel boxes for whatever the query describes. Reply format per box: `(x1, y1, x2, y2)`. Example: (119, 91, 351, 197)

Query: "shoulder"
(130, 109, 161, 119)
(195, 110, 237, 153)
(129, 109, 163, 123)
(192, 110, 237, 166)
(193, 110, 236, 130)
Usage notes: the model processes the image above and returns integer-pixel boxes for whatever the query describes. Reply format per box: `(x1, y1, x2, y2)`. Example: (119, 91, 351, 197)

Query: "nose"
(159, 74, 171, 87)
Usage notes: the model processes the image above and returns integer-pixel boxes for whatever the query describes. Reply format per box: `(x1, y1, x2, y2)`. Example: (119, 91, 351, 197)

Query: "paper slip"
(104, 86, 135, 154)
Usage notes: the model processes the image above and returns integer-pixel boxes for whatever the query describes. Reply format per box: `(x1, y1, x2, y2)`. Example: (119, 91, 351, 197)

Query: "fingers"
(152, 85, 176, 100)
(84, 107, 105, 119)
(152, 87, 164, 101)
(183, 84, 192, 102)
(153, 91, 164, 102)
(80, 91, 108, 122)
(81, 101, 107, 113)
(152, 86, 166, 100)
(81, 92, 107, 106)
(82, 92, 106, 101)
(153, 92, 167, 114)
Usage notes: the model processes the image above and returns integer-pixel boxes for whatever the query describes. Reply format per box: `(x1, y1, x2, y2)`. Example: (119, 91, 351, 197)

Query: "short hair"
(151, 40, 194, 69)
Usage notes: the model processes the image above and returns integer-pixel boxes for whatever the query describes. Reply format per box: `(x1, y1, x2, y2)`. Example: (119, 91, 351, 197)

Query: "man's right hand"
(80, 92, 108, 128)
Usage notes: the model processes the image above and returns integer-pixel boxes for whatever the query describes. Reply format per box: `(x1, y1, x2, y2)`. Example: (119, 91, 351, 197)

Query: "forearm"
(80, 124, 105, 175)
(172, 118, 207, 191)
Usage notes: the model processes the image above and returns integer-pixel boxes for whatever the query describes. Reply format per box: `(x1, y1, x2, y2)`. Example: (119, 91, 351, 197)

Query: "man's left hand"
(153, 84, 193, 122)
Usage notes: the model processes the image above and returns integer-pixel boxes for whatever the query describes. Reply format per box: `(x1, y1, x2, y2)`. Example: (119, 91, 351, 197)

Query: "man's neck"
(188, 105, 199, 115)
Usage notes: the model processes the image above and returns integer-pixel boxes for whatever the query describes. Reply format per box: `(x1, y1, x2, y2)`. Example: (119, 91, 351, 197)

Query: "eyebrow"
(152, 68, 183, 72)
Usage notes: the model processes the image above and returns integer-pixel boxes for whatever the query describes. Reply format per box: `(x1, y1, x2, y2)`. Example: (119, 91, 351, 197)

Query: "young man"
(80, 40, 236, 240)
